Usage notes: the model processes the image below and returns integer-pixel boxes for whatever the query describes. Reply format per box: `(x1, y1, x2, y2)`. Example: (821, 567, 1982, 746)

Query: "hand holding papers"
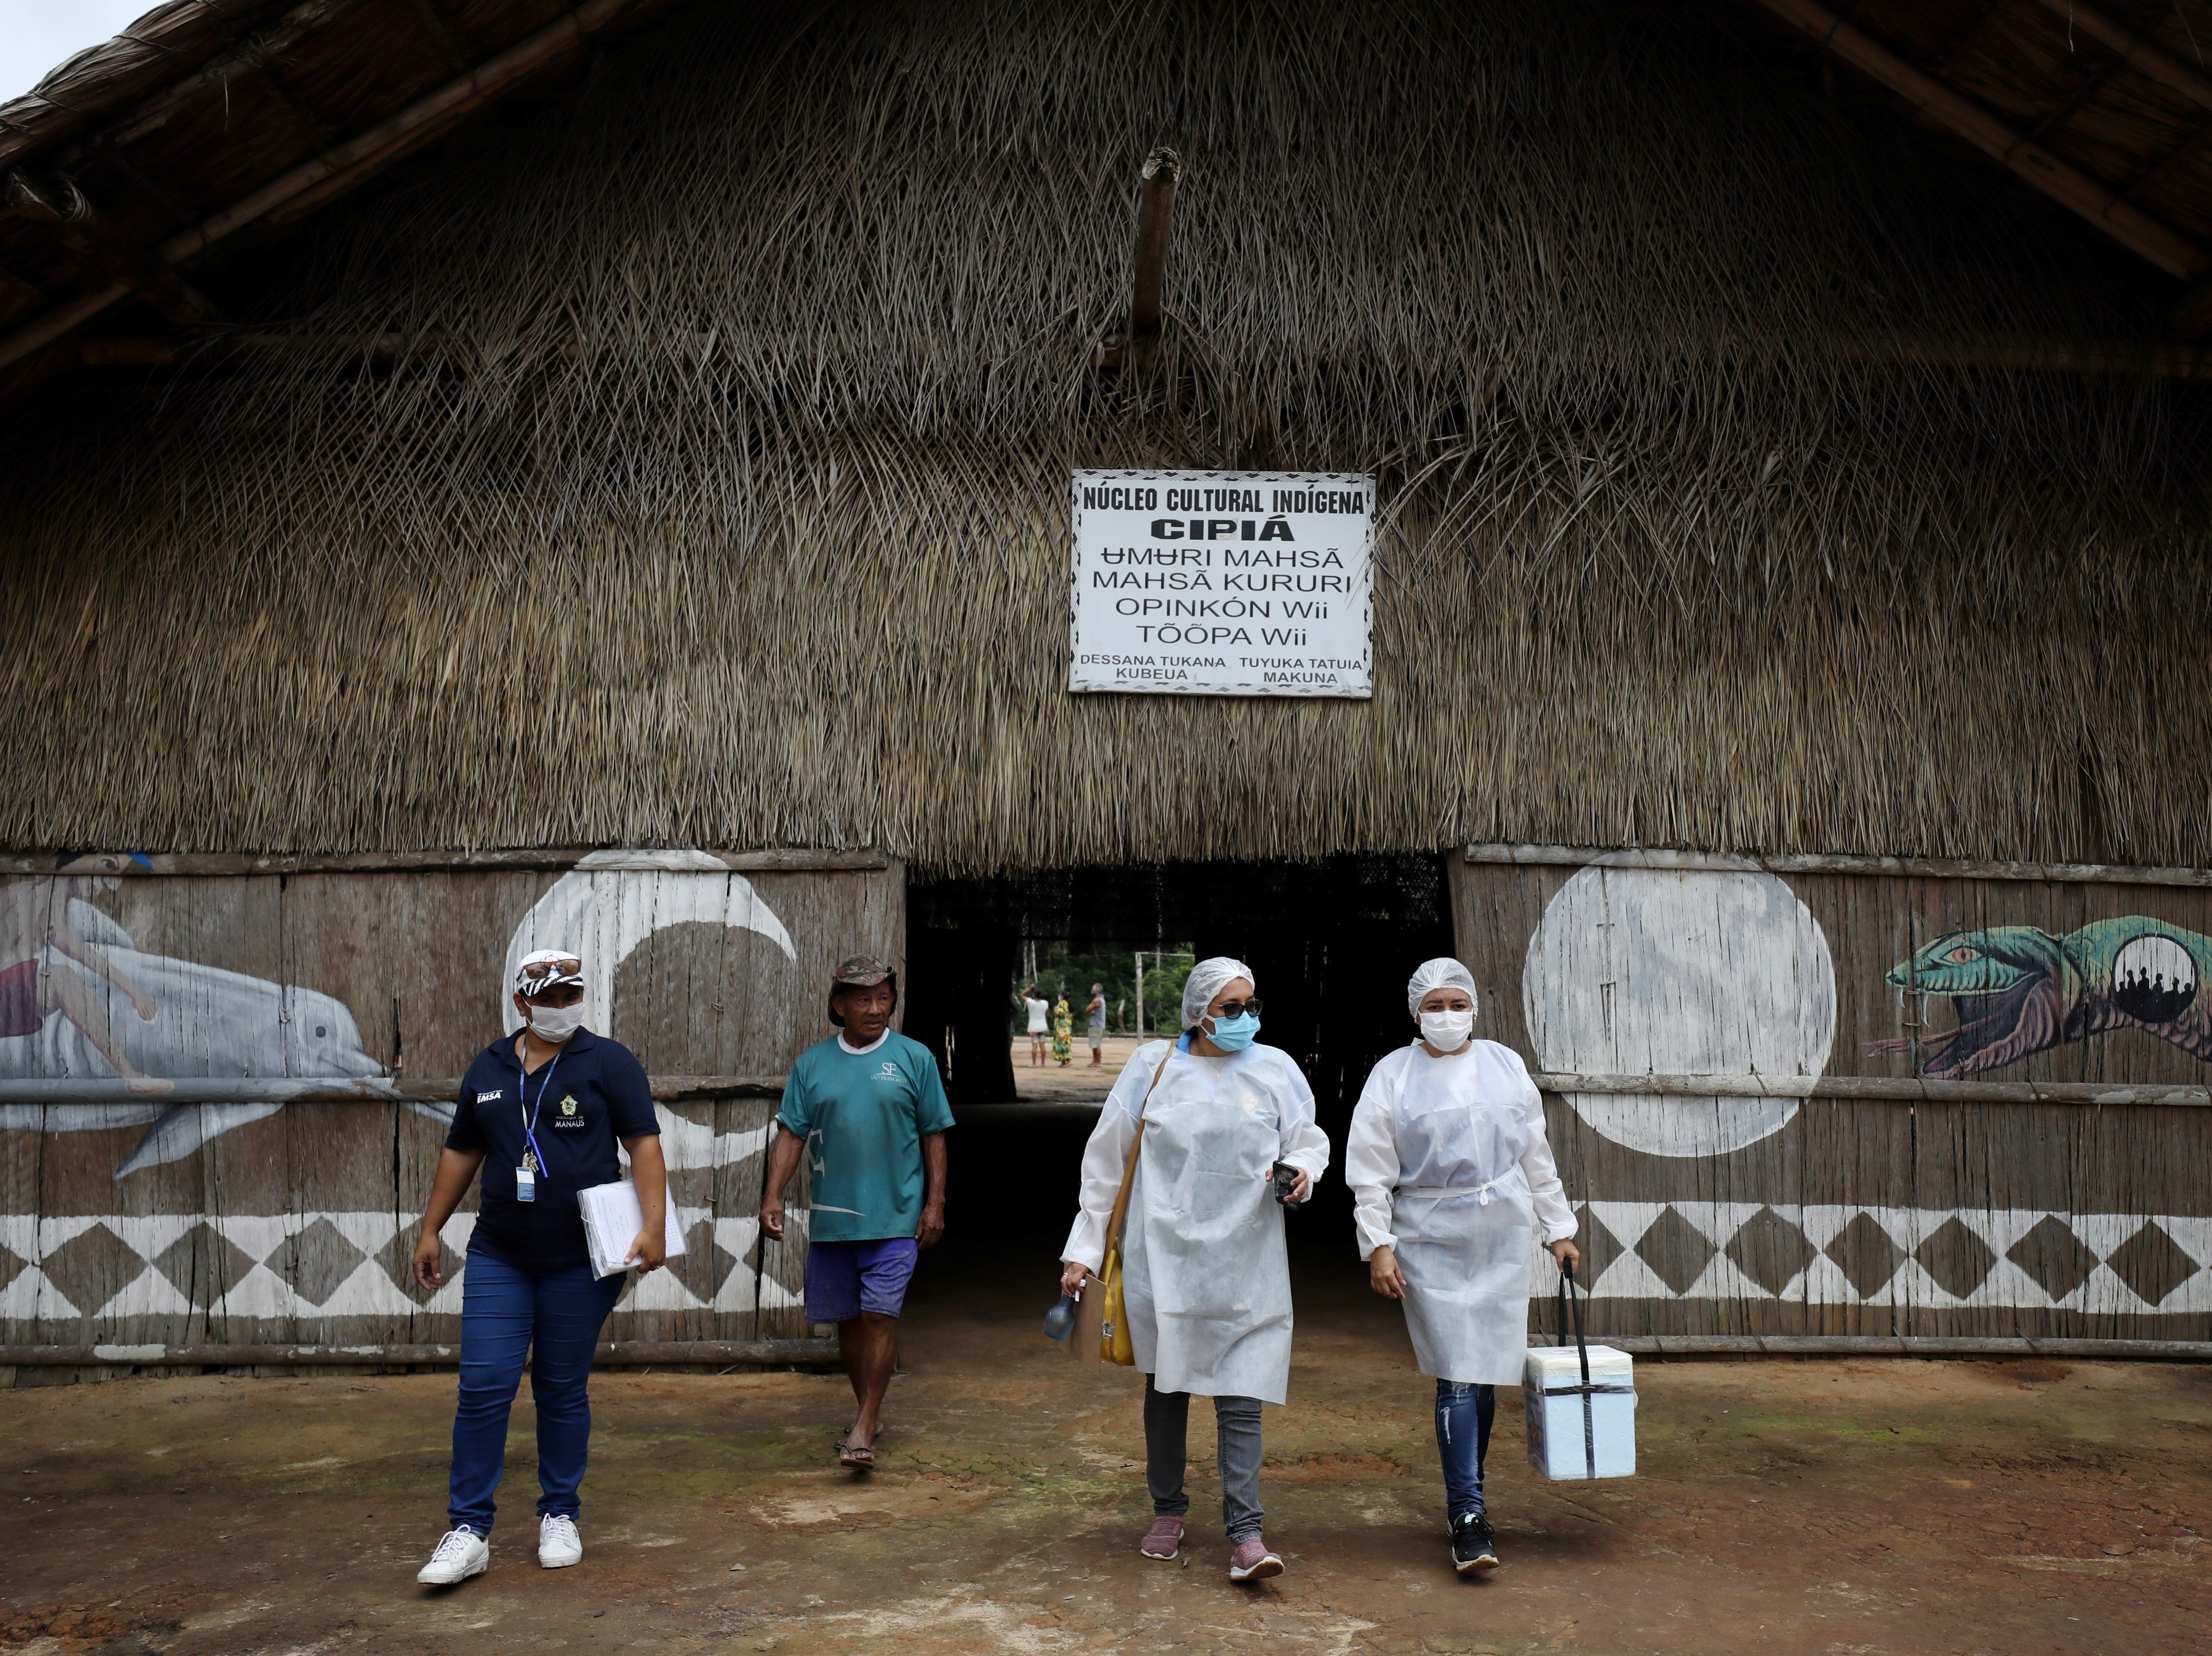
(576, 1179, 687, 1279)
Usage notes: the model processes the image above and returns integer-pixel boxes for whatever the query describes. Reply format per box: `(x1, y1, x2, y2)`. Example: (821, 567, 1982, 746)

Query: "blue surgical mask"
(1206, 1011, 1261, 1052)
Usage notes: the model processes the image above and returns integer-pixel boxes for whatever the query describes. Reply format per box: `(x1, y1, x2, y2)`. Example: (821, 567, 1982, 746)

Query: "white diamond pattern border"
(1534, 1206, 2212, 1313)
(5, 1208, 766, 1320)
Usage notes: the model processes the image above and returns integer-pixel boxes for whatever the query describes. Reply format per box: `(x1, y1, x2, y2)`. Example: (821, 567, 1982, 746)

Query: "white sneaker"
(539, 1514, 583, 1568)
(417, 1528, 489, 1585)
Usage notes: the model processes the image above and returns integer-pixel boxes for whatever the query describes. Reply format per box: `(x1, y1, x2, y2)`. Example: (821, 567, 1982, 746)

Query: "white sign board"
(1069, 469, 1373, 697)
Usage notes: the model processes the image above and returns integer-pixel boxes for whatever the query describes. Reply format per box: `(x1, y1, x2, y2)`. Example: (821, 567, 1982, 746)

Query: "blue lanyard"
(519, 1042, 562, 1174)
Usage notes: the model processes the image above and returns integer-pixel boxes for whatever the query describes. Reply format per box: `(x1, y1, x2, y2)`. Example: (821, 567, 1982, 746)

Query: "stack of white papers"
(575, 1180, 688, 1280)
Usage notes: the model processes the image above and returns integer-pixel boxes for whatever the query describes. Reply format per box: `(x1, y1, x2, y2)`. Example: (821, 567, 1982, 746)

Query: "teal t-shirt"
(777, 1031, 955, 1243)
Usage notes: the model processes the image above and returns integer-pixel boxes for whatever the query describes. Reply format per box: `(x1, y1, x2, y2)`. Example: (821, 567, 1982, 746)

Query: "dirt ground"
(1008, 1036, 1135, 1100)
(4, 1240, 2209, 1656)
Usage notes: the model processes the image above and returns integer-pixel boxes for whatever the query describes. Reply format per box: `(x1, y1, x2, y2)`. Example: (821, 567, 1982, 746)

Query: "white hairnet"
(1182, 956, 1255, 1029)
(1407, 957, 1479, 1018)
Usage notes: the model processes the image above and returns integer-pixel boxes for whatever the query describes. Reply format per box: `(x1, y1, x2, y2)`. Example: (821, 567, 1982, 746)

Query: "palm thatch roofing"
(2, 0, 2210, 872)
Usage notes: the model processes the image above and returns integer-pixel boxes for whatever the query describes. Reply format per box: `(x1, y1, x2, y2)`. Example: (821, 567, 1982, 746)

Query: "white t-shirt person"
(1023, 996, 1050, 1035)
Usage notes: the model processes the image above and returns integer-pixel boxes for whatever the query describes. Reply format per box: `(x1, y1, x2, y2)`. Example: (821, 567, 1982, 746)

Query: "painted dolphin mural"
(0, 851, 800, 1177)
(0, 899, 386, 1175)
(1870, 917, 2212, 1077)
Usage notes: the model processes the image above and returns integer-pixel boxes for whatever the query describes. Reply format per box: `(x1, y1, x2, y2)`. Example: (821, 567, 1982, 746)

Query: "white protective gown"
(1345, 1039, 1576, 1385)
(1063, 1038, 1331, 1404)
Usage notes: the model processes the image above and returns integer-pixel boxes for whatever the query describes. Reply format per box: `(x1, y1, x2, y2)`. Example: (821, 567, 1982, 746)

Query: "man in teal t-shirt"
(761, 954, 951, 1470)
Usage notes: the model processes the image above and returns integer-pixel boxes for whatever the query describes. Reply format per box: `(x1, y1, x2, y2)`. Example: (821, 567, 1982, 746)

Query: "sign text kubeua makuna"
(1069, 470, 1374, 697)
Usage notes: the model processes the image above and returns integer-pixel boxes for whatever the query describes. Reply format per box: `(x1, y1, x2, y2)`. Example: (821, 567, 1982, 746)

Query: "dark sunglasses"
(1212, 998, 1262, 1019)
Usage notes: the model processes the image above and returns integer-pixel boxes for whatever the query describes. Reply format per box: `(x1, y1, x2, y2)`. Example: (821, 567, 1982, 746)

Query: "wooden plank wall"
(1450, 854, 2212, 1342)
(0, 855, 901, 1352)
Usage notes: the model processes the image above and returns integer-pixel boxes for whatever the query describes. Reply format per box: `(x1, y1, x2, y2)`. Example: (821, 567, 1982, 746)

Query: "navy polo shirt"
(445, 1027, 660, 1270)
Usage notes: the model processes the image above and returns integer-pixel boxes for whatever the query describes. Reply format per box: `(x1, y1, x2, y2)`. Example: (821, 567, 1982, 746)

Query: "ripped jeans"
(1436, 1380, 1496, 1523)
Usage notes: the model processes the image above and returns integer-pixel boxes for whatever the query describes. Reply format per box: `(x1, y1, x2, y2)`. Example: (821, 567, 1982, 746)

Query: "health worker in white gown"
(1346, 956, 1580, 1578)
(1059, 958, 1330, 1584)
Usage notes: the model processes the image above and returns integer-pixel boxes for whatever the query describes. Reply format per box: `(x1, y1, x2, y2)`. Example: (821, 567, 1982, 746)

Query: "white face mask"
(1419, 1008, 1475, 1051)
(527, 1001, 586, 1044)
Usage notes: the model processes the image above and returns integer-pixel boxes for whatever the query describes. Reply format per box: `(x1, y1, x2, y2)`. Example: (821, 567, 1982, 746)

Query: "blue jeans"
(1436, 1380, 1496, 1523)
(448, 1249, 625, 1535)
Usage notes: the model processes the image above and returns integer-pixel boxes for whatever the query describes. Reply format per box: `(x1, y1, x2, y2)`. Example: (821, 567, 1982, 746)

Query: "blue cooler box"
(1522, 1343, 1637, 1480)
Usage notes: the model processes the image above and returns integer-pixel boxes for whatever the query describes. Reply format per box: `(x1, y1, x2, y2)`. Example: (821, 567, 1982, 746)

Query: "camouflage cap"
(832, 954, 893, 988)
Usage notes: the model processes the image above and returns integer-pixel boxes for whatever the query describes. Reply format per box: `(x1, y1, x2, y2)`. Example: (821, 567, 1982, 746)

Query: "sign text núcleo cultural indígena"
(1069, 470, 1375, 697)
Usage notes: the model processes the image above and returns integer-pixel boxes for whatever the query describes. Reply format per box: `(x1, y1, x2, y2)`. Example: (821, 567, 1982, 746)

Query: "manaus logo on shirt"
(552, 1094, 588, 1128)
(561, 1096, 579, 1115)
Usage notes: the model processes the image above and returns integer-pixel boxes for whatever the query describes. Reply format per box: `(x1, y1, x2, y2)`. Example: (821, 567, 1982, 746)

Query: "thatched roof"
(2, 0, 2210, 871)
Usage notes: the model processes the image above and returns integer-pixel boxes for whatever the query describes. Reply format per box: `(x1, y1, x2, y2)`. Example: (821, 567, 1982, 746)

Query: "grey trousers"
(1143, 1374, 1265, 1542)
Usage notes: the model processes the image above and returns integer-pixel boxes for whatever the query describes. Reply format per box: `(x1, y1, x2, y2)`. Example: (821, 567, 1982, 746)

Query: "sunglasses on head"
(519, 957, 583, 983)
(1212, 997, 1262, 1019)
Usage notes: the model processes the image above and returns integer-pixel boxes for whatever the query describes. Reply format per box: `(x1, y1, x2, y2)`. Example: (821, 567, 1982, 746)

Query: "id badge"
(516, 1165, 537, 1203)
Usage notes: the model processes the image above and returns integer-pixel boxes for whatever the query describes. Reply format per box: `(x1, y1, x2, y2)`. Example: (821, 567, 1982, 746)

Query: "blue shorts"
(805, 1237, 920, 1323)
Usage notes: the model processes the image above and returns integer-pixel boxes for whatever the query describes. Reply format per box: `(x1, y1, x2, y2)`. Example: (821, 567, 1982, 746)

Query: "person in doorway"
(1021, 984, 1050, 1067)
(412, 949, 667, 1586)
(1086, 983, 1107, 1067)
(1051, 992, 1073, 1066)
(762, 955, 952, 1470)
(1347, 957, 1579, 1576)
(1059, 957, 1329, 1582)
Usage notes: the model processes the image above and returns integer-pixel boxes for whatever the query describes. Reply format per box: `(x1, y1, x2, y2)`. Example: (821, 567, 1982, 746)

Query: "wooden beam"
(2173, 277, 2212, 340)
(4, 169, 221, 324)
(1615, 1336, 2212, 1361)
(2118, 110, 2212, 203)
(0, 1338, 839, 1369)
(191, 0, 344, 149)
(1753, 0, 2211, 281)
(0, 0, 657, 372)
(1463, 840, 2212, 887)
(0, 1074, 786, 1102)
(1530, 1072, 2212, 1107)
(0, 261, 44, 307)
(0, 845, 890, 874)
(2, 1335, 2205, 1365)
(76, 325, 2212, 378)
(98, 0, 362, 154)
(9, 1067, 2198, 1109)
(2026, 0, 2212, 114)
(400, 0, 476, 75)
(2024, 44, 2130, 143)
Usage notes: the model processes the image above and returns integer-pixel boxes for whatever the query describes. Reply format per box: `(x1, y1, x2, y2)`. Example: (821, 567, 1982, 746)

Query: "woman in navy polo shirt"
(409, 950, 667, 1586)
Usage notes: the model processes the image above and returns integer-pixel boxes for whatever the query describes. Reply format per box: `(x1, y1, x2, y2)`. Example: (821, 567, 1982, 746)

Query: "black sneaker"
(1450, 1513, 1499, 1573)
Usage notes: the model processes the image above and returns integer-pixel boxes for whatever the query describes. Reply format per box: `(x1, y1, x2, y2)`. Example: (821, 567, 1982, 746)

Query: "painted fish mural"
(1871, 918, 2212, 1077)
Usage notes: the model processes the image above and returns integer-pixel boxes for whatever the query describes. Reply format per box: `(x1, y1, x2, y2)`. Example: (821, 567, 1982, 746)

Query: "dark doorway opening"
(904, 853, 1456, 1256)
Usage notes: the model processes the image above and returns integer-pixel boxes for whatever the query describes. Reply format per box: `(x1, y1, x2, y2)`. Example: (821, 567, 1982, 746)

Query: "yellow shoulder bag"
(1094, 1044, 1174, 1365)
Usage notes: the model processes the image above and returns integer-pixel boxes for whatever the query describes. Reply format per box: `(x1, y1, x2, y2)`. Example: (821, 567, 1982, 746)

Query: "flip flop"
(838, 1441, 875, 1470)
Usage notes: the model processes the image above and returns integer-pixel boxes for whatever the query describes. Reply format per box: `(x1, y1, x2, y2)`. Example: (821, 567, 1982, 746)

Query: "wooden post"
(1127, 145, 1180, 366)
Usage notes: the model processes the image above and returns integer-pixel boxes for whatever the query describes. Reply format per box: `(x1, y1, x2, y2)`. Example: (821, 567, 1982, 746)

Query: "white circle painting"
(1521, 858, 1837, 1157)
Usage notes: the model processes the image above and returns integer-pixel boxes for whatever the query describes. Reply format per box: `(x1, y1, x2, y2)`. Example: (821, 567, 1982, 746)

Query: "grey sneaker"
(1450, 1513, 1499, 1573)
(1139, 1516, 1184, 1559)
(1227, 1538, 1283, 1581)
